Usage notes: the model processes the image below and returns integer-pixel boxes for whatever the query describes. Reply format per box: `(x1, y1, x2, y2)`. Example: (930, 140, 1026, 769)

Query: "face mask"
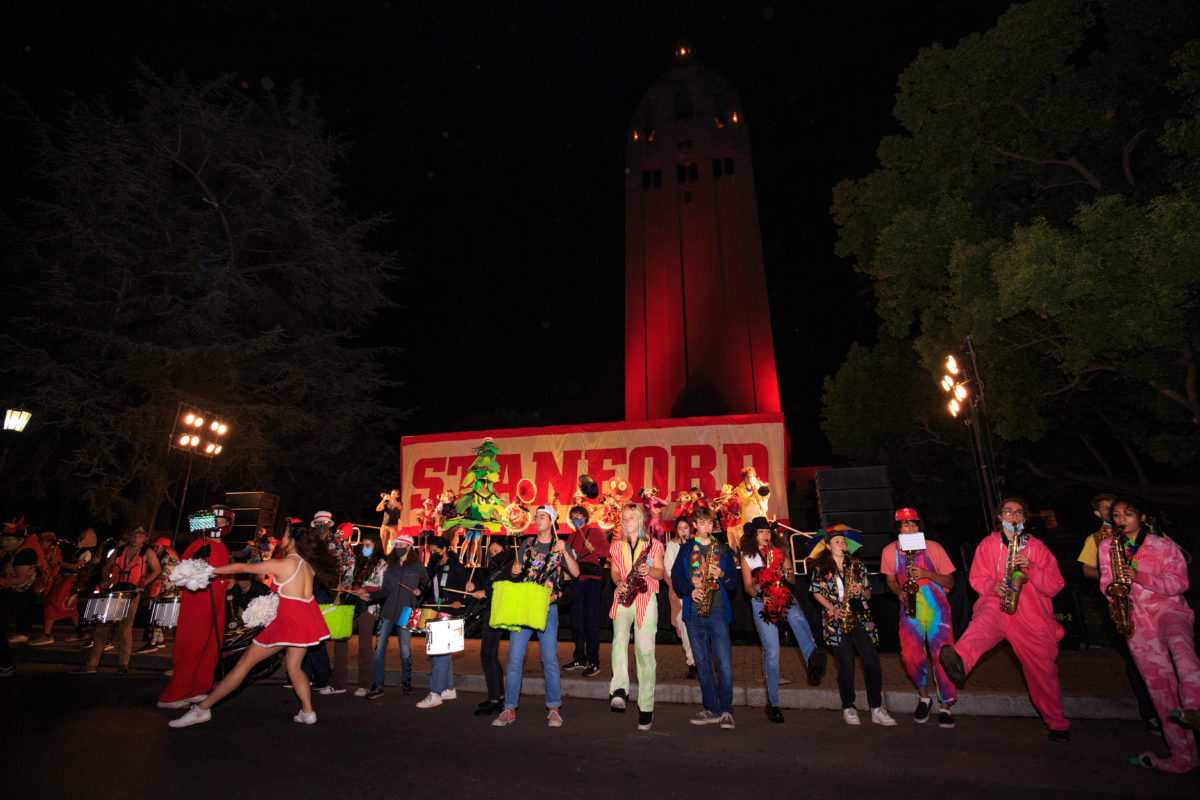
(362, 546, 373, 557)
(1002, 520, 1024, 534)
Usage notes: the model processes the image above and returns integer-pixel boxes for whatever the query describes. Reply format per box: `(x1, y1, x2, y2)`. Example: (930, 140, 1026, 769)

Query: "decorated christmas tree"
(441, 439, 507, 564)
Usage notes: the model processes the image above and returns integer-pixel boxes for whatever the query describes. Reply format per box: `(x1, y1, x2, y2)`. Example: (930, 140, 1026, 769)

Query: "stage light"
(171, 404, 229, 457)
(732, 112, 739, 123)
(954, 384, 968, 401)
(184, 413, 195, 425)
(948, 399, 961, 417)
(193, 417, 204, 427)
(210, 421, 219, 431)
(945, 356, 959, 376)
(214, 445, 222, 455)
(178, 434, 190, 446)
(205, 443, 216, 454)
(3, 409, 31, 432)
(940, 375, 954, 393)
(189, 435, 199, 446)
(217, 424, 227, 435)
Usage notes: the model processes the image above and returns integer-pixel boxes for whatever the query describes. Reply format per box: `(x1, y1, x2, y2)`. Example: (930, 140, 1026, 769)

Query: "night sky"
(4, 0, 1016, 464)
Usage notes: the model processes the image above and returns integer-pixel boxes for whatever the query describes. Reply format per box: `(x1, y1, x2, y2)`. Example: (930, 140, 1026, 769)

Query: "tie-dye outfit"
(954, 531, 1069, 733)
(880, 541, 957, 704)
(1099, 534, 1199, 773)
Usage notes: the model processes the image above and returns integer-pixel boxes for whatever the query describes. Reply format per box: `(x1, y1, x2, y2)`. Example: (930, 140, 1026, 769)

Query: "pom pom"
(242, 593, 279, 628)
(169, 559, 215, 591)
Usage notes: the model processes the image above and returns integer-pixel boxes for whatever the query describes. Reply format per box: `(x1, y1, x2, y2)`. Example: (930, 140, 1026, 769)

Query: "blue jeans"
(374, 617, 412, 689)
(751, 598, 817, 706)
(686, 610, 733, 714)
(504, 604, 561, 710)
(430, 653, 453, 694)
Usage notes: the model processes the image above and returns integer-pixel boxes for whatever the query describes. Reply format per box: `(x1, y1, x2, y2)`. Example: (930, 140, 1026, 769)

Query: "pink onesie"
(955, 531, 1069, 732)
(1100, 534, 1199, 773)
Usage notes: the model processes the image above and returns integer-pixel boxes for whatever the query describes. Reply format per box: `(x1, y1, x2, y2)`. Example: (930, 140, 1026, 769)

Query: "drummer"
(137, 537, 180, 654)
(492, 506, 580, 728)
(72, 526, 161, 675)
(416, 535, 469, 709)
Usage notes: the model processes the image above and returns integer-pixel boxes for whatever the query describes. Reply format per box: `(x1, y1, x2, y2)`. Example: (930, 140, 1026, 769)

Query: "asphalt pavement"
(2, 663, 1196, 799)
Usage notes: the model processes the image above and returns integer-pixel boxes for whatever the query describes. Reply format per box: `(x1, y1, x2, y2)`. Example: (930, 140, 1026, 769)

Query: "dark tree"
(1, 71, 401, 530)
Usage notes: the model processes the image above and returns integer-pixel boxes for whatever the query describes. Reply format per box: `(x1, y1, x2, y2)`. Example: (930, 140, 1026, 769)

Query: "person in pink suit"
(939, 497, 1070, 741)
(1101, 497, 1200, 774)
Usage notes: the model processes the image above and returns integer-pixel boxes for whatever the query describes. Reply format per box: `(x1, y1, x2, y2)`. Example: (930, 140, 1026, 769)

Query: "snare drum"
(82, 590, 139, 625)
(396, 607, 421, 630)
(149, 597, 181, 629)
(489, 581, 552, 631)
(425, 618, 465, 655)
(415, 608, 440, 633)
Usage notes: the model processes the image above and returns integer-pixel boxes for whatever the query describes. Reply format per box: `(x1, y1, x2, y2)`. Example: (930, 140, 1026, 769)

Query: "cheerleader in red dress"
(169, 524, 340, 728)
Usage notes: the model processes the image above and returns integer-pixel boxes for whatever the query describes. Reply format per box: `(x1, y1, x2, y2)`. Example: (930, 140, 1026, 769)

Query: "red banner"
(399, 413, 789, 527)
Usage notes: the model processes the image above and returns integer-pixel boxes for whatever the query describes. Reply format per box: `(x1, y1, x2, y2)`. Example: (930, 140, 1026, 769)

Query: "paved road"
(3, 665, 1195, 798)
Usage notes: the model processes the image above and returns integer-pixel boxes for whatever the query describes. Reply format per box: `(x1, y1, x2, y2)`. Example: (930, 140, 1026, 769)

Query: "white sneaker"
(168, 704, 212, 728)
(843, 708, 861, 726)
(318, 685, 346, 695)
(7, 634, 28, 644)
(293, 710, 317, 724)
(871, 707, 898, 726)
(439, 688, 457, 700)
(416, 692, 443, 709)
(157, 698, 191, 709)
(690, 710, 720, 725)
(353, 687, 369, 697)
(719, 712, 736, 729)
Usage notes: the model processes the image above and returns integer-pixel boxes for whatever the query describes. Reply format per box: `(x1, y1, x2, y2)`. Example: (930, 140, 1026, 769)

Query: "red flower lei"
(755, 546, 793, 624)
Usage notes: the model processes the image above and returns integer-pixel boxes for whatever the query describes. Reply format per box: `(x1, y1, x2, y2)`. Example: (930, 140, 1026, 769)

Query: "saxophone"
(840, 557, 864, 634)
(1001, 532, 1027, 616)
(1106, 535, 1135, 638)
(696, 543, 722, 618)
(617, 539, 651, 607)
(902, 549, 920, 618)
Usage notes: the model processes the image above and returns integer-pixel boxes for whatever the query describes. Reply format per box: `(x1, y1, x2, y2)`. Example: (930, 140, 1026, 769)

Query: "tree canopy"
(825, 0, 1200, 511)
(1, 71, 400, 530)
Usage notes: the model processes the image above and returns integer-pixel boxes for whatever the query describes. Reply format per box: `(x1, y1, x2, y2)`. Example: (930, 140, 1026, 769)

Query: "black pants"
(1, 589, 35, 668)
(481, 623, 504, 701)
(570, 577, 602, 665)
(833, 626, 882, 709)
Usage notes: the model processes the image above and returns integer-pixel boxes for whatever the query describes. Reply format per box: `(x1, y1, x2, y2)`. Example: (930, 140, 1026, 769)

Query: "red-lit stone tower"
(624, 50, 781, 421)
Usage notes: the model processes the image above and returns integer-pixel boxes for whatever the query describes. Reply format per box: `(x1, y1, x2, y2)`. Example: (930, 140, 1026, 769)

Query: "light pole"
(0, 408, 32, 480)
(939, 337, 1002, 532)
(169, 404, 230, 545)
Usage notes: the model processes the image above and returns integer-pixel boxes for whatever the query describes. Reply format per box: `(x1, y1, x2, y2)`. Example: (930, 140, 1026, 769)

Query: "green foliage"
(0, 71, 401, 527)
(827, 0, 1200, 503)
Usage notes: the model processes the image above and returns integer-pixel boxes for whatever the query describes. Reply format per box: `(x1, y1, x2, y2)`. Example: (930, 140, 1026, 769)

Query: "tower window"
(673, 88, 693, 122)
(724, 157, 735, 175)
(677, 164, 687, 183)
(687, 163, 698, 181)
(712, 158, 722, 178)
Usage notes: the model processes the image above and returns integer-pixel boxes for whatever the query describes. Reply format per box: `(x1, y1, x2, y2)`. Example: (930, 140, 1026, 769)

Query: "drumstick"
(437, 587, 472, 595)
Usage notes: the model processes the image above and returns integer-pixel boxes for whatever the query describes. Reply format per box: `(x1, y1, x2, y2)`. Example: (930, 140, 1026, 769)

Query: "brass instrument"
(1001, 532, 1027, 616)
(616, 539, 652, 607)
(902, 549, 920, 618)
(696, 542, 722, 618)
(840, 556, 865, 634)
(1106, 535, 1135, 638)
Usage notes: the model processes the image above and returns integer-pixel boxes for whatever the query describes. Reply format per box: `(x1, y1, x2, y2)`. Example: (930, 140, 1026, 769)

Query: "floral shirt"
(810, 561, 878, 646)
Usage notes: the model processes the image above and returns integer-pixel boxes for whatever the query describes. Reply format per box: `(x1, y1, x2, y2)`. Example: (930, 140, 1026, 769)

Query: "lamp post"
(169, 404, 230, 544)
(938, 336, 1002, 532)
(0, 408, 32, 481)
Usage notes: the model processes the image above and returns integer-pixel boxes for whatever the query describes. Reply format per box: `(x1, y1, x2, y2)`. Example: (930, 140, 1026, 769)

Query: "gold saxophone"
(617, 539, 652, 607)
(1001, 532, 1027, 616)
(696, 543, 722, 618)
(902, 549, 920, 618)
(840, 556, 864, 634)
(1106, 535, 1135, 638)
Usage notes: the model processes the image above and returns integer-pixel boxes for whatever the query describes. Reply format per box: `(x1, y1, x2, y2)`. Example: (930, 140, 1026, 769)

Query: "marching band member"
(810, 528, 896, 726)
(416, 535, 468, 708)
(939, 498, 1070, 741)
(1101, 497, 1199, 773)
(664, 516, 697, 679)
(739, 517, 826, 723)
(73, 526, 160, 675)
(730, 467, 769, 552)
(158, 506, 231, 708)
(880, 508, 957, 727)
(564, 504, 608, 677)
(355, 534, 428, 699)
(469, 540, 512, 716)
(492, 506, 579, 728)
(169, 524, 338, 727)
(671, 506, 738, 730)
(376, 489, 404, 554)
(608, 504, 664, 731)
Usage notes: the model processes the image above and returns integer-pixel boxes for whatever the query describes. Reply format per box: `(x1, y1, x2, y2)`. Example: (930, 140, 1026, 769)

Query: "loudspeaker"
(223, 491, 280, 540)
(815, 467, 894, 560)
